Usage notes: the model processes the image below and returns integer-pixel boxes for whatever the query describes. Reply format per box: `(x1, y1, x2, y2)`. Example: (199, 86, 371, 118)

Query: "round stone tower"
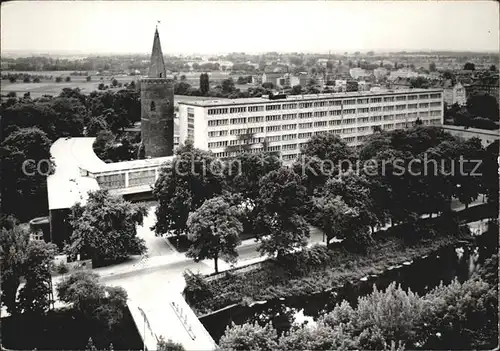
(140, 28, 174, 157)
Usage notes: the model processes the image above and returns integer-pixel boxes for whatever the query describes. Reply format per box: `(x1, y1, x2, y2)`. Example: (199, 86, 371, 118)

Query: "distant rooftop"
(178, 88, 444, 107)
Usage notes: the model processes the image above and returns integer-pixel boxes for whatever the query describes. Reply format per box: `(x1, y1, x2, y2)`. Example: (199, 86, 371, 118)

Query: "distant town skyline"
(1, 1, 499, 55)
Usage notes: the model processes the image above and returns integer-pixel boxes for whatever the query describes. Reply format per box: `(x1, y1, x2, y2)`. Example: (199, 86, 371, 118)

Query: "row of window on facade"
(206, 120, 440, 150)
(207, 114, 441, 135)
(205, 93, 442, 115)
(206, 107, 441, 126)
(96, 169, 158, 190)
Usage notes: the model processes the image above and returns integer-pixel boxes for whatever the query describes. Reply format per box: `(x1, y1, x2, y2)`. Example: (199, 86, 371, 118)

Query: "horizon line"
(2, 49, 499, 57)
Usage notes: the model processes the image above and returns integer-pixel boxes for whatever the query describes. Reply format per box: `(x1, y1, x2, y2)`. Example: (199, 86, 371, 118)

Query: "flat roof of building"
(441, 125, 500, 137)
(178, 88, 444, 108)
(47, 137, 174, 210)
(48, 138, 102, 210)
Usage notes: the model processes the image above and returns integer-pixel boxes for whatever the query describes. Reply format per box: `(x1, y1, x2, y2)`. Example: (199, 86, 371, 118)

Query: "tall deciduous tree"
(225, 151, 282, 201)
(466, 93, 499, 121)
(57, 271, 128, 330)
(68, 190, 147, 265)
(480, 140, 499, 209)
(221, 78, 236, 93)
(186, 196, 243, 273)
(301, 132, 354, 167)
(153, 142, 224, 237)
(325, 172, 379, 232)
(199, 73, 210, 95)
(255, 168, 310, 258)
(0, 225, 30, 314)
(453, 137, 484, 208)
(18, 240, 57, 315)
(463, 62, 475, 71)
(0, 127, 52, 221)
(85, 116, 109, 137)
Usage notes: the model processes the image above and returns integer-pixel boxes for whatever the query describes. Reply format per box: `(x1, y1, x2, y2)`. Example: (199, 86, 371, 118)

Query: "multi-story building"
(178, 89, 444, 162)
(262, 72, 284, 86)
(443, 82, 467, 106)
(373, 67, 388, 80)
(389, 68, 419, 81)
(289, 73, 309, 87)
(464, 77, 499, 101)
(349, 68, 369, 80)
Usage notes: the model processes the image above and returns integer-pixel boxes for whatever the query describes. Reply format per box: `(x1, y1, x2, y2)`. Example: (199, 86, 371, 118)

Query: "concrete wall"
(442, 125, 499, 148)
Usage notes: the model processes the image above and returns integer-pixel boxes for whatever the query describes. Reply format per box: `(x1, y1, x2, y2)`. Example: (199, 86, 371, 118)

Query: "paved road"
(136, 206, 175, 257)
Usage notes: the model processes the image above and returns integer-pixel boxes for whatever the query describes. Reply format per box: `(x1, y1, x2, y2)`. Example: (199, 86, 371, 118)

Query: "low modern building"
(47, 137, 174, 245)
(178, 88, 444, 162)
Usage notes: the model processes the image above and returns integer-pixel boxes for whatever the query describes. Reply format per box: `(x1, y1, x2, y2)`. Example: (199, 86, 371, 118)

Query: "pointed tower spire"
(148, 27, 167, 78)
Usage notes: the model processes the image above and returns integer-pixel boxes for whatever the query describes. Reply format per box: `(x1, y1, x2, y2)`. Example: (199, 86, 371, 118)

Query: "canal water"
(200, 243, 484, 342)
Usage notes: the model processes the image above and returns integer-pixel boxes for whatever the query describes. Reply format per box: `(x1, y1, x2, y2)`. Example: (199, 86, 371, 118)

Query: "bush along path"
(183, 212, 487, 316)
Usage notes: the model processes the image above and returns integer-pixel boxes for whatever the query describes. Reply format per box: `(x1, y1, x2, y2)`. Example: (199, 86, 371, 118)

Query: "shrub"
(182, 271, 213, 308)
(422, 278, 498, 349)
(56, 261, 69, 274)
(157, 336, 185, 351)
(471, 117, 498, 130)
(56, 271, 105, 314)
(219, 322, 278, 351)
(57, 271, 128, 330)
(278, 245, 332, 275)
(354, 283, 425, 348)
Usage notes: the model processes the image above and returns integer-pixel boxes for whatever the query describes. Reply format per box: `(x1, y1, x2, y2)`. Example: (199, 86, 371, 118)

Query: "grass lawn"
(186, 208, 479, 316)
(1, 75, 133, 98)
(1, 70, 254, 98)
(191, 235, 465, 316)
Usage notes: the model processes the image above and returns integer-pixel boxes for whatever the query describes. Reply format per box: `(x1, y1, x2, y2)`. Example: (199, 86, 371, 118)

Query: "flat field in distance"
(1, 70, 255, 98)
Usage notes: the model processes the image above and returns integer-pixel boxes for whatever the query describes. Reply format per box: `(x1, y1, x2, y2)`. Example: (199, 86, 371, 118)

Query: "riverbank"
(186, 217, 474, 315)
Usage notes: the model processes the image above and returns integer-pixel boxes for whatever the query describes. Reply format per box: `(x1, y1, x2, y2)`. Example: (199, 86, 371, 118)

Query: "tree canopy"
(153, 142, 224, 236)
(67, 190, 147, 264)
(1, 225, 56, 315)
(0, 127, 52, 221)
(186, 196, 243, 273)
(254, 168, 310, 258)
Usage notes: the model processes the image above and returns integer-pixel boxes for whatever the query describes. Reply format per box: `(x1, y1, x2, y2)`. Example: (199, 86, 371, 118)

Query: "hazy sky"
(2, 1, 499, 54)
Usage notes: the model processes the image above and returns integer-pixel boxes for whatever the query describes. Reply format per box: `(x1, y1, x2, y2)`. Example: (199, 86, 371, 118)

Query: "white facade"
(289, 74, 308, 87)
(178, 89, 444, 162)
(389, 69, 419, 81)
(349, 68, 369, 80)
(443, 82, 467, 106)
(373, 67, 388, 80)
